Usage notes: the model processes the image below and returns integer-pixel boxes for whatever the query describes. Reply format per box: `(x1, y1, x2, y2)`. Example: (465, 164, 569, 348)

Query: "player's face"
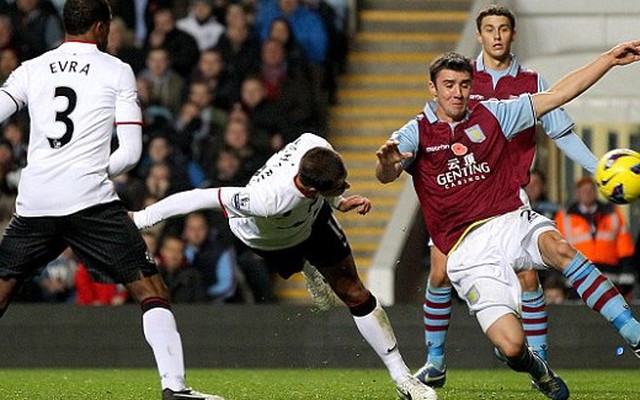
(429, 69, 472, 122)
(477, 15, 515, 62)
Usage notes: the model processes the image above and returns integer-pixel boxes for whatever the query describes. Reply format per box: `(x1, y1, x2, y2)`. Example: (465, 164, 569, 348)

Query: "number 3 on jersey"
(49, 86, 76, 149)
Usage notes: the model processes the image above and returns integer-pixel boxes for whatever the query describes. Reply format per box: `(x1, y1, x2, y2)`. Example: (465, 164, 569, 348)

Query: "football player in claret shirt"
(416, 5, 599, 387)
(376, 43, 640, 400)
(133, 132, 439, 400)
(0, 0, 219, 399)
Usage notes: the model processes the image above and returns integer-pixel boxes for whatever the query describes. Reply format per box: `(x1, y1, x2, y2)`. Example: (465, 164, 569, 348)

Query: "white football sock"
(143, 308, 186, 391)
(352, 301, 410, 382)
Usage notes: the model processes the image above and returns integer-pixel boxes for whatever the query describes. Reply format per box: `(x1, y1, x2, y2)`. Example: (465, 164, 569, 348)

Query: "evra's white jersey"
(219, 133, 337, 250)
(1, 41, 142, 216)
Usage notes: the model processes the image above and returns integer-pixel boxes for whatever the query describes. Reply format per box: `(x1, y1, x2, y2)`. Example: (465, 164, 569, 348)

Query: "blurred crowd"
(0, 0, 352, 305)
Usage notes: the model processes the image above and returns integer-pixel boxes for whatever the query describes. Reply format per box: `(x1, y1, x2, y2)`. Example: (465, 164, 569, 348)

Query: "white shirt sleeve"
(0, 64, 28, 121)
(218, 185, 285, 218)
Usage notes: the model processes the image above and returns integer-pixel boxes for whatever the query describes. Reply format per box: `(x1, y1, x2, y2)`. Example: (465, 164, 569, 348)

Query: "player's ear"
(428, 80, 437, 97)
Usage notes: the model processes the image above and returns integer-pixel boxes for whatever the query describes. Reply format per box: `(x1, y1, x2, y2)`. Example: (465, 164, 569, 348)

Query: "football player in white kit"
(133, 132, 439, 400)
(0, 1, 220, 399)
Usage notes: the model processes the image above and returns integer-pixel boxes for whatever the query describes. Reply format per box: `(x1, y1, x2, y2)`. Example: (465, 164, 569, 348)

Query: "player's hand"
(609, 40, 640, 66)
(337, 195, 371, 215)
(376, 140, 413, 166)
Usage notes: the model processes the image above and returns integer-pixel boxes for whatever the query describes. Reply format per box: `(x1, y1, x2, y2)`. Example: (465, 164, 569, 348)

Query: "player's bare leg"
(320, 254, 437, 400)
(0, 277, 20, 317)
(127, 275, 224, 400)
(301, 262, 337, 311)
(539, 231, 640, 357)
(416, 246, 451, 387)
(517, 269, 548, 360)
(486, 313, 568, 400)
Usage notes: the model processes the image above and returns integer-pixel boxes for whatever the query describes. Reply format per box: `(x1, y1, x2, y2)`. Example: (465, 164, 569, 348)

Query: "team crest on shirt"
(232, 192, 251, 211)
(464, 124, 486, 143)
(465, 284, 481, 305)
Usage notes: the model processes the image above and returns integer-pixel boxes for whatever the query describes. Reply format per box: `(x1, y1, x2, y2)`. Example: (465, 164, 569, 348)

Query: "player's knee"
(347, 291, 377, 317)
(539, 232, 577, 269)
(500, 340, 525, 359)
(518, 270, 540, 292)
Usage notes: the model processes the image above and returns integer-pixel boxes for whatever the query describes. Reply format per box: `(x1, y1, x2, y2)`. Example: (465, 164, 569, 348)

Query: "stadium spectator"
(138, 47, 186, 115)
(542, 273, 569, 305)
(555, 176, 636, 300)
(3, 0, 64, 60)
(133, 132, 439, 399)
(255, 0, 329, 127)
(255, 0, 327, 66)
(136, 135, 191, 193)
(190, 48, 238, 110)
(0, 47, 19, 84)
(258, 38, 316, 141)
(144, 7, 200, 79)
(219, 118, 268, 182)
(157, 234, 206, 303)
(106, 17, 144, 74)
(181, 212, 238, 302)
(203, 145, 246, 187)
(417, 6, 599, 387)
(375, 44, 640, 399)
(238, 74, 285, 151)
(267, 16, 307, 72)
(35, 248, 78, 303)
(111, 0, 173, 48)
(214, 14, 261, 92)
(177, 0, 225, 51)
(75, 262, 129, 306)
(0, 1, 221, 397)
(0, 15, 19, 54)
(173, 81, 228, 162)
(525, 169, 560, 220)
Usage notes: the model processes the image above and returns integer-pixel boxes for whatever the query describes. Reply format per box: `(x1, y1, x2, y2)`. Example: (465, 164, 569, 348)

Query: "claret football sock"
(521, 286, 548, 360)
(423, 283, 452, 371)
(563, 252, 640, 347)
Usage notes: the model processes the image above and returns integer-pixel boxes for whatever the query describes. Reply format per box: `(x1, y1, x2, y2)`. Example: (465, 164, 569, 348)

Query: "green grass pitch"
(0, 368, 637, 399)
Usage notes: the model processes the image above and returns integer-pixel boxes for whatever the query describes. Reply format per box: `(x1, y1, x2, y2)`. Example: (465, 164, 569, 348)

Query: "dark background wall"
(1, 304, 638, 369)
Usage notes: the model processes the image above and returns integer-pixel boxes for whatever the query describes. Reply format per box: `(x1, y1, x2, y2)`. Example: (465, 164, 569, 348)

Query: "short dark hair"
(429, 52, 472, 83)
(298, 147, 346, 191)
(63, 0, 112, 35)
(476, 5, 516, 31)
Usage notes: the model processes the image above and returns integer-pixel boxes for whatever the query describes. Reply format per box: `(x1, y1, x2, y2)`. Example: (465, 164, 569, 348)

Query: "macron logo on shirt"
(425, 144, 450, 153)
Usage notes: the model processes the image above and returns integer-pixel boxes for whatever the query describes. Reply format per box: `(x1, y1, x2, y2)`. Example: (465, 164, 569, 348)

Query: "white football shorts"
(446, 207, 556, 332)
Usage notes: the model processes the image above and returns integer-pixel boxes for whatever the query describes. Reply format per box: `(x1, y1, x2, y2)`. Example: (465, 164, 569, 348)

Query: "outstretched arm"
(533, 40, 640, 117)
(375, 140, 413, 183)
(335, 195, 372, 215)
(133, 188, 224, 229)
(553, 131, 598, 174)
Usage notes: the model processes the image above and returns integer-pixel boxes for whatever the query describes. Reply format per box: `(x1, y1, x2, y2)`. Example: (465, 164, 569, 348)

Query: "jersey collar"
(475, 52, 520, 77)
(59, 40, 99, 53)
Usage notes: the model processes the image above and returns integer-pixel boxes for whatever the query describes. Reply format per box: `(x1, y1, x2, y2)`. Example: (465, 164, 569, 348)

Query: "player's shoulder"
(515, 64, 539, 78)
(297, 132, 333, 151)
